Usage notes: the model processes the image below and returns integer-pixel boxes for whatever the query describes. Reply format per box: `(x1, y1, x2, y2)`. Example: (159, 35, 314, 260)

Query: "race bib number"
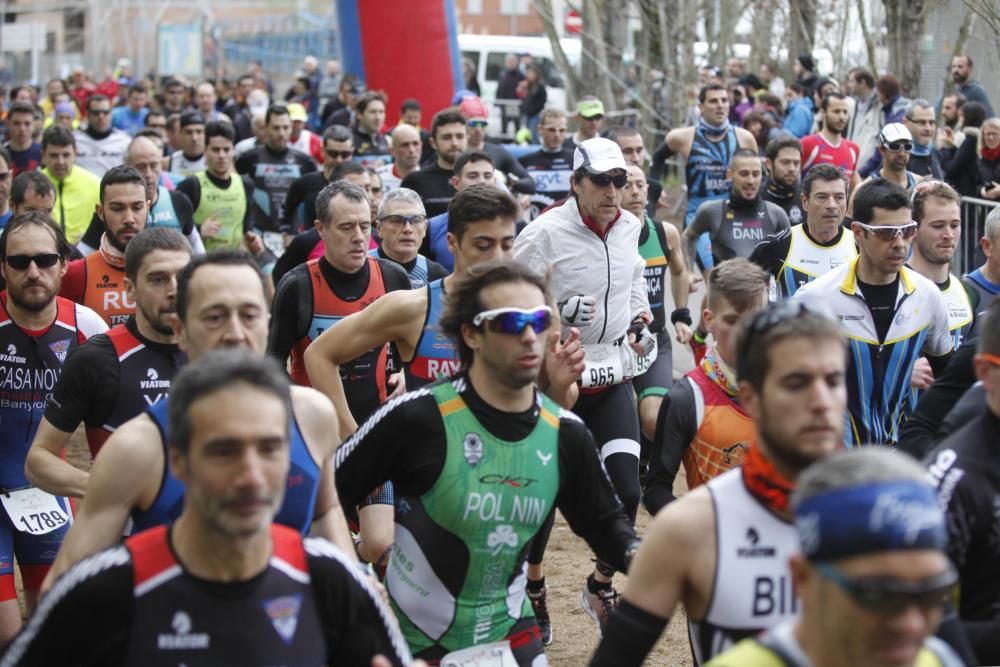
(261, 231, 286, 258)
(1, 488, 69, 535)
(633, 337, 658, 375)
(580, 343, 627, 389)
(441, 640, 518, 667)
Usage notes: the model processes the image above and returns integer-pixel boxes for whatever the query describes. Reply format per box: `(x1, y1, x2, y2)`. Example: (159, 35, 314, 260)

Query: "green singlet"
(193, 171, 247, 251)
(386, 381, 561, 655)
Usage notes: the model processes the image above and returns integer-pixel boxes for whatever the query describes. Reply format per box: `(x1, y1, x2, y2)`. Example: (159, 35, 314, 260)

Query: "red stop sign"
(565, 9, 582, 34)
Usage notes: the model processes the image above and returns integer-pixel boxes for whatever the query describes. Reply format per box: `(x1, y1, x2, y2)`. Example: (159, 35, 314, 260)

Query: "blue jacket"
(783, 97, 814, 138)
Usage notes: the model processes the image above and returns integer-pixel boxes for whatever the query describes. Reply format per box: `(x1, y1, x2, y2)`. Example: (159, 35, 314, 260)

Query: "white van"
(459, 34, 581, 137)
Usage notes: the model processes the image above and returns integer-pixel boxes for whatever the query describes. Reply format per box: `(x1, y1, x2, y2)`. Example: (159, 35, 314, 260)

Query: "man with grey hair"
(370, 187, 446, 288)
(7, 350, 411, 666)
(705, 448, 966, 666)
(377, 124, 422, 192)
(268, 179, 410, 416)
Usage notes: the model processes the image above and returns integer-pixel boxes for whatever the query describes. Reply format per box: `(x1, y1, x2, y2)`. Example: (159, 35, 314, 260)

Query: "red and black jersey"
(0, 524, 411, 666)
(45, 318, 185, 457)
(60, 252, 135, 327)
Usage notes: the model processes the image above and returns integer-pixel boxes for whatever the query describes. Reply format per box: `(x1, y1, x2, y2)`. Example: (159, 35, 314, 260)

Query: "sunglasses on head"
(817, 563, 956, 615)
(467, 120, 488, 129)
(325, 149, 353, 160)
(587, 172, 628, 188)
(472, 307, 552, 334)
(854, 221, 918, 241)
(5, 253, 61, 270)
(883, 140, 913, 152)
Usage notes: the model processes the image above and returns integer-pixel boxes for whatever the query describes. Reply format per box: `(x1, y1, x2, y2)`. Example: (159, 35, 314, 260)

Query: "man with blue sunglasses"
(333, 260, 638, 666)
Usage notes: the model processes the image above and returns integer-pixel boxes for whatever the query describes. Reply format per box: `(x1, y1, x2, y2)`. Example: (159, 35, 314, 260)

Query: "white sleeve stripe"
(303, 538, 413, 665)
(0, 546, 131, 667)
(334, 387, 432, 469)
(134, 564, 183, 597)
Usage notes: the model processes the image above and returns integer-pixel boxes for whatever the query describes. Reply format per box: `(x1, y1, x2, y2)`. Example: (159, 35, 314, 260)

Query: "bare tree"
(786, 0, 817, 77)
(962, 0, 1000, 58)
(532, 0, 581, 103)
(883, 0, 939, 95)
(854, 0, 878, 74)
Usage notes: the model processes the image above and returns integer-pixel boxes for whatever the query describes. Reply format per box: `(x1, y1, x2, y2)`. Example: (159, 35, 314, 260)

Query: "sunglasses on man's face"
(472, 307, 553, 335)
(587, 172, 628, 188)
(325, 149, 353, 160)
(854, 221, 918, 241)
(5, 253, 61, 270)
(883, 141, 913, 152)
(817, 563, 956, 615)
(467, 120, 488, 129)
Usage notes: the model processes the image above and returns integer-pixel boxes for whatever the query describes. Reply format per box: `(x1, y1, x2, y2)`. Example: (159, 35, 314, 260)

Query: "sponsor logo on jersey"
(48, 339, 70, 364)
(536, 450, 552, 466)
(486, 524, 518, 555)
(737, 526, 777, 558)
(479, 475, 538, 488)
(96, 274, 118, 289)
(158, 610, 210, 650)
(0, 344, 27, 365)
(140, 367, 171, 389)
(463, 433, 484, 467)
(262, 594, 303, 645)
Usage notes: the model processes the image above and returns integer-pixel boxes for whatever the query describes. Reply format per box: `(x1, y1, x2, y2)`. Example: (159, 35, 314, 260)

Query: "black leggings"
(528, 383, 641, 567)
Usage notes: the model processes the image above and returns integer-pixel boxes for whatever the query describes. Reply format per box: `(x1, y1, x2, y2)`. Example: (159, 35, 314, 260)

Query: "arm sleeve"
(648, 142, 673, 183)
(169, 191, 195, 236)
(266, 270, 308, 367)
(242, 176, 256, 233)
(334, 393, 443, 507)
(270, 229, 316, 286)
(748, 231, 792, 279)
(307, 541, 411, 666)
(645, 379, 697, 512)
(0, 549, 133, 666)
(688, 202, 715, 237)
(555, 416, 639, 573)
(589, 598, 669, 667)
(235, 152, 254, 176)
(938, 385, 986, 443)
(899, 342, 976, 458)
(281, 176, 306, 234)
(175, 176, 200, 211)
(43, 338, 117, 432)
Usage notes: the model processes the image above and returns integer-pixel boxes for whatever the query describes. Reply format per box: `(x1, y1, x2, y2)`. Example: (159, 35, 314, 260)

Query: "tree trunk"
(787, 0, 816, 78)
(884, 0, 932, 95)
(532, 0, 581, 104)
(854, 0, 878, 74)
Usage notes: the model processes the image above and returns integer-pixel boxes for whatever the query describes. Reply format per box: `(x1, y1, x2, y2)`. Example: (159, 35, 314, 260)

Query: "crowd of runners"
(0, 47, 996, 666)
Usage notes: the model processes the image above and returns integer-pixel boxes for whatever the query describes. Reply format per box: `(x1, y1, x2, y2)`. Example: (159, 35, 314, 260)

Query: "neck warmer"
(765, 179, 796, 202)
(741, 443, 796, 513)
(910, 141, 932, 158)
(982, 144, 1000, 162)
(86, 125, 113, 141)
(700, 345, 739, 399)
(698, 116, 731, 139)
(99, 233, 126, 269)
(729, 190, 761, 211)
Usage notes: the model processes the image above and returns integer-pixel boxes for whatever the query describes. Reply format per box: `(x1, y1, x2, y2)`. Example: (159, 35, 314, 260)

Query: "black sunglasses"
(587, 172, 628, 188)
(325, 149, 353, 160)
(818, 563, 956, 615)
(5, 253, 61, 270)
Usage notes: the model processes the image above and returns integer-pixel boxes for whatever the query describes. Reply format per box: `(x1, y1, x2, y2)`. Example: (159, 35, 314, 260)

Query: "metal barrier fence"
(956, 196, 1000, 277)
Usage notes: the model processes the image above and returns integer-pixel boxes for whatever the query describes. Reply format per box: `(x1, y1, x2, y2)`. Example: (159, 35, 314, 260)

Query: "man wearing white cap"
(847, 123, 921, 217)
(514, 136, 653, 639)
(565, 96, 606, 151)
